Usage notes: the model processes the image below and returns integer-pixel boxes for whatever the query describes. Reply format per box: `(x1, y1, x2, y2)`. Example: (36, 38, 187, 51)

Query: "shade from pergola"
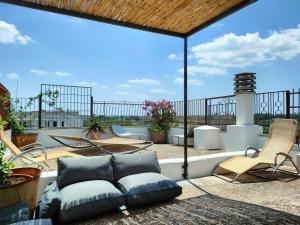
(1, 0, 255, 37)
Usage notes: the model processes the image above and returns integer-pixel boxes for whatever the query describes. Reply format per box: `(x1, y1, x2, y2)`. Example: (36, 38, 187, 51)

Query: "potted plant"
(143, 100, 176, 144)
(0, 118, 41, 216)
(83, 117, 106, 140)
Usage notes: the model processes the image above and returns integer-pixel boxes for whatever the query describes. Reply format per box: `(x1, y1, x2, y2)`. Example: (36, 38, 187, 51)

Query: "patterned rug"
(74, 194, 300, 225)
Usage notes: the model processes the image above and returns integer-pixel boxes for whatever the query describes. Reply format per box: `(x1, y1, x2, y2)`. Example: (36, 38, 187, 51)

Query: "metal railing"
(254, 90, 288, 134)
(93, 101, 147, 125)
(9, 84, 300, 138)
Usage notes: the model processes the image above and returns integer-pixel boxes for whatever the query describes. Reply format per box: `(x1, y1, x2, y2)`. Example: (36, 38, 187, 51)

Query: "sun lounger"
(0, 127, 80, 169)
(213, 119, 299, 182)
(111, 125, 146, 140)
(48, 134, 153, 154)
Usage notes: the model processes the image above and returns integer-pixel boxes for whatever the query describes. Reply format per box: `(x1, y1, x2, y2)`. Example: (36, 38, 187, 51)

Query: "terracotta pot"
(151, 130, 167, 144)
(12, 133, 38, 148)
(0, 167, 41, 216)
(87, 130, 102, 140)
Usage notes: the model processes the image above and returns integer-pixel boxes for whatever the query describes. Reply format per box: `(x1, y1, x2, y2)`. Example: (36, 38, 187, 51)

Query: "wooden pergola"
(0, 0, 256, 178)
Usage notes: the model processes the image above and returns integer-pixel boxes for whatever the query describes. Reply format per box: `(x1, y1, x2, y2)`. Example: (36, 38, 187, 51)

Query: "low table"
(11, 219, 52, 225)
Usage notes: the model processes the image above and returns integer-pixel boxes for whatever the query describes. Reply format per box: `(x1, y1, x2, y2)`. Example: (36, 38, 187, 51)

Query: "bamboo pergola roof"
(0, 0, 256, 37)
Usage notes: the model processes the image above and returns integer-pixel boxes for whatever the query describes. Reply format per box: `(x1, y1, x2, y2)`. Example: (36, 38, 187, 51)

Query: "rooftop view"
(0, 0, 300, 224)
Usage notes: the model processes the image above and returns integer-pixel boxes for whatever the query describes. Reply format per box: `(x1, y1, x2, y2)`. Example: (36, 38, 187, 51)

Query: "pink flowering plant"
(143, 100, 176, 132)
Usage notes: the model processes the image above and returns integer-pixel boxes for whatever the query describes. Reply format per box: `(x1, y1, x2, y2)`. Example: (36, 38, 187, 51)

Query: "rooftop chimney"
(234, 72, 256, 94)
(234, 72, 256, 126)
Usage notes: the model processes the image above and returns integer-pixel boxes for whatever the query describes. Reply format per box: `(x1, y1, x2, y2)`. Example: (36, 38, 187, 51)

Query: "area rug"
(74, 194, 300, 225)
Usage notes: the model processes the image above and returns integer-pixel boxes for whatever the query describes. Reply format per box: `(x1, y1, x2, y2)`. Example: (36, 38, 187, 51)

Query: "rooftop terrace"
(74, 175, 300, 224)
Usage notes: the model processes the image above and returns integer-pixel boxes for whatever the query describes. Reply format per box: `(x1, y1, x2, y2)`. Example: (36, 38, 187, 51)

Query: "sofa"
(35, 151, 182, 224)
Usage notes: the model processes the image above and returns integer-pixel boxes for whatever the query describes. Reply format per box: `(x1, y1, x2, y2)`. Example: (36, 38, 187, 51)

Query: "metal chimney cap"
(234, 72, 256, 94)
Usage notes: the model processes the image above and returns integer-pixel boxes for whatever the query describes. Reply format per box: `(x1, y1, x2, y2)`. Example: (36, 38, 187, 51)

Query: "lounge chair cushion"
(113, 151, 161, 181)
(117, 172, 182, 206)
(35, 181, 61, 222)
(57, 155, 113, 189)
(59, 180, 125, 223)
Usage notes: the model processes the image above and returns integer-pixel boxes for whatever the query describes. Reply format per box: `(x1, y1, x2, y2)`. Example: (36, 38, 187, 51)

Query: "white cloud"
(178, 66, 227, 76)
(149, 88, 175, 95)
(127, 78, 161, 85)
(191, 24, 300, 69)
(0, 20, 32, 45)
(6, 73, 21, 80)
(76, 81, 99, 87)
(118, 83, 131, 88)
(30, 69, 48, 76)
(70, 18, 84, 23)
(54, 71, 71, 77)
(168, 53, 178, 60)
(174, 77, 204, 86)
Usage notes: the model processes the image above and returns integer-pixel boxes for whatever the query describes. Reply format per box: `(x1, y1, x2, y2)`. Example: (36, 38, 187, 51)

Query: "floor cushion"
(35, 181, 61, 222)
(59, 180, 125, 223)
(117, 172, 182, 206)
(113, 151, 160, 181)
(57, 155, 113, 189)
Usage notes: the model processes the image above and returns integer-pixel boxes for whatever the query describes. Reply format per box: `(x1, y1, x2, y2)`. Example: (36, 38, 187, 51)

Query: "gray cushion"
(35, 181, 61, 222)
(59, 180, 125, 223)
(57, 155, 113, 189)
(113, 151, 160, 181)
(117, 172, 182, 206)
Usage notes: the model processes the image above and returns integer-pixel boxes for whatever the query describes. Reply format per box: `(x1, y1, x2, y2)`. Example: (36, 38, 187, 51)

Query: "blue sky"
(0, 0, 300, 102)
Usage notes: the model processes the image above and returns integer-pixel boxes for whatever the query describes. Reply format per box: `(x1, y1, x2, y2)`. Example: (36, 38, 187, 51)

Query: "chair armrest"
(35, 181, 61, 221)
(275, 152, 292, 165)
(20, 142, 42, 151)
(245, 146, 261, 158)
(10, 147, 48, 163)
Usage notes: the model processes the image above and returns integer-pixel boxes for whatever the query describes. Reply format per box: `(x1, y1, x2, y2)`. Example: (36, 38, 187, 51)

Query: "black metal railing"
(205, 95, 236, 131)
(9, 84, 300, 137)
(93, 101, 147, 125)
(254, 90, 288, 133)
(39, 84, 92, 128)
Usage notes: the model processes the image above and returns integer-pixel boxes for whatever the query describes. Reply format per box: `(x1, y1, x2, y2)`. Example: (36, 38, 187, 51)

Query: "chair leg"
(212, 166, 241, 183)
(270, 158, 299, 181)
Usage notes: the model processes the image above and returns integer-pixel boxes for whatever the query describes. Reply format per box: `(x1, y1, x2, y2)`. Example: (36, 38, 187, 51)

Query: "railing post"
(38, 94, 42, 129)
(286, 90, 290, 119)
(90, 96, 94, 118)
(205, 98, 208, 125)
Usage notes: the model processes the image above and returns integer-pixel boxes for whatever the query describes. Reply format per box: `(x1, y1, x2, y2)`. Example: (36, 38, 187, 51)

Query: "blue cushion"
(113, 151, 161, 181)
(57, 155, 113, 189)
(117, 172, 182, 206)
(59, 180, 125, 223)
(35, 181, 61, 223)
